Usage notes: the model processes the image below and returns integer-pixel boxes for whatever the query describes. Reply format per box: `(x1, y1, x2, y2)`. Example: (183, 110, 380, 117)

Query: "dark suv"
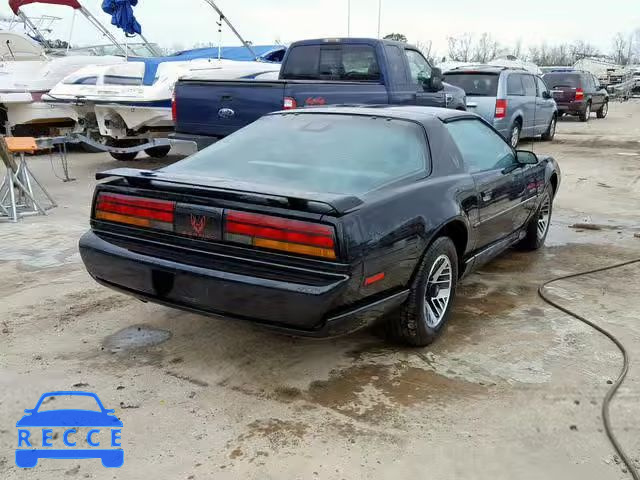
(542, 70, 609, 121)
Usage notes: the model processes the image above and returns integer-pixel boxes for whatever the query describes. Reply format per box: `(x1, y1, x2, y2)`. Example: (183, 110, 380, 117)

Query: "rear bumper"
(556, 100, 585, 114)
(79, 231, 407, 337)
(169, 132, 219, 151)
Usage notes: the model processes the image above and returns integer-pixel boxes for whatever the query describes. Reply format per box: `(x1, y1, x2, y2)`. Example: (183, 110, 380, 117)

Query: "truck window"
(405, 50, 432, 85)
(281, 44, 381, 81)
(384, 45, 408, 84)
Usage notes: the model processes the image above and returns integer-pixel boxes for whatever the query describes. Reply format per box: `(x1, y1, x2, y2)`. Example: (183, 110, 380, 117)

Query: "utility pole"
(347, 0, 350, 37)
(377, 0, 382, 39)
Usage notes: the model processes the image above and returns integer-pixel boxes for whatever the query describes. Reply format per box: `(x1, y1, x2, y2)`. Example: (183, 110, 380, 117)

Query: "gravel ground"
(1, 101, 639, 480)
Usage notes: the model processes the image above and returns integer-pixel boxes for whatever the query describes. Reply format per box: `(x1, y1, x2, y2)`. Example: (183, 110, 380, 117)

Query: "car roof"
(289, 37, 413, 49)
(270, 105, 476, 123)
(445, 64, 528, 74)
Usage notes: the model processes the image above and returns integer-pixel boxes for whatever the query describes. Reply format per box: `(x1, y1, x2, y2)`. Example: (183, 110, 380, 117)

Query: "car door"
(589, 74, 605, 109)
(404, 49, 446, 107)
(445, 118, 525, 249)
(535, 76, 555, 133)
(520, 74, 538, 136)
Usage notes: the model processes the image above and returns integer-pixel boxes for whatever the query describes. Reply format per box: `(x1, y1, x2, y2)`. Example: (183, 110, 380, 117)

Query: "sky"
(0, 0, 638, 57)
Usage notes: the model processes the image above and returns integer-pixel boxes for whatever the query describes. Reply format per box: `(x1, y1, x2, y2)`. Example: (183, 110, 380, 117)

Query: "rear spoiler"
(96, 168, 363, 216)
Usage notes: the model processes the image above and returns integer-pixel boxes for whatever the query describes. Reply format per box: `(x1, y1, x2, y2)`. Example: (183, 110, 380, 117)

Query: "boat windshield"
(48, 43, 159, 58)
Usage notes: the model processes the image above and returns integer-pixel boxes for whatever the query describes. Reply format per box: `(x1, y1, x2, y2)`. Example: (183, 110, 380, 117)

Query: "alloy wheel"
(424, 254, 453, 328)
(537, 195, 551, 239)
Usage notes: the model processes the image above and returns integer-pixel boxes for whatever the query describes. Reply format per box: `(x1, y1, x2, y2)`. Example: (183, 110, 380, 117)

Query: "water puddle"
(103, 325, 172, 352)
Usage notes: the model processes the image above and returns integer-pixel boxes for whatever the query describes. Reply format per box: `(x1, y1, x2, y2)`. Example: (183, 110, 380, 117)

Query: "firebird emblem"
(190, 214, 207, 237)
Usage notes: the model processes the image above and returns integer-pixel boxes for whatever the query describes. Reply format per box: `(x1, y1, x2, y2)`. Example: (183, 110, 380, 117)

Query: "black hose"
(538, 257, 640, 480)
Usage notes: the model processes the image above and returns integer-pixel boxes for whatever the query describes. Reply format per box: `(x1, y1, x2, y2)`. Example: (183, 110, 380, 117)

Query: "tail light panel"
(575, 88, 584, 101)
(495, 99, 507, 119)
(171, 89, 177, 122)
(95, 193, 175, 231)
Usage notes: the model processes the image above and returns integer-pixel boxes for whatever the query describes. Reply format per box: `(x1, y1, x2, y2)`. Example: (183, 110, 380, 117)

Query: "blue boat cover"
(129, 45, 286, 86)
(102, 0, 142, 36)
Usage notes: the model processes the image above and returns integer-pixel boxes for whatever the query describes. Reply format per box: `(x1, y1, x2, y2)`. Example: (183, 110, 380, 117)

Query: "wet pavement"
(1, 101, 639, 480)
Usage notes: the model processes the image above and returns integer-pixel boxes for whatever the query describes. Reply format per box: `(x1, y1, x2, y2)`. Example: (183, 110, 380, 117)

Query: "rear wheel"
(579, 102, 591, 122)
(144, 145, 171, 158)
(541, 115, 556, 141)
(517, 187, 553, 250)
(107, 139, 141, 161)
(509, 120, 521, 148)
(388, 237, 458, 347)
(596, 101, 608, 119)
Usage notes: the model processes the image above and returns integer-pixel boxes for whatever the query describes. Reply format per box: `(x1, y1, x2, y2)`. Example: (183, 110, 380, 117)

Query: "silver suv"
(443, 66, 558, 147)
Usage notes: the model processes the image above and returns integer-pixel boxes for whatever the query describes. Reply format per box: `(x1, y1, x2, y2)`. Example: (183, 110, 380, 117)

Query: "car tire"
(596, 101, 608, 119)
(109, 151, 139, 161)
(517, 186, 553, 250)
(579, 102, 591, 122)
(388, 237, 459, 347)
(144, 146, 171, 158)
(509, 120, 521, 148)
(541, 115, 557, 141)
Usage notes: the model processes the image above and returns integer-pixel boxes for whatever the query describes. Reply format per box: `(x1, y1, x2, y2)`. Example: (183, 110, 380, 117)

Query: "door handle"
(481, 191, 493, 202)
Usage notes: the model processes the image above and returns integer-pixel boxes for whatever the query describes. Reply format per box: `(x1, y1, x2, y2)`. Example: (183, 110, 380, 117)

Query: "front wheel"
(388, 237, 458, 347)
(596, 101, 608, 119)
(517, 187, 553, 250)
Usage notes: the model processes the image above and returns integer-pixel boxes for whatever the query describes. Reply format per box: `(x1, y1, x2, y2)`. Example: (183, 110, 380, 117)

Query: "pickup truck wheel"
(596, 101, 608, 118)
(144, 146, 171, 158)
(517, 187, 553, 250)
(389, 237, 458, 347)
(541, 115, 556, 141)
(579, 102, 591, 122)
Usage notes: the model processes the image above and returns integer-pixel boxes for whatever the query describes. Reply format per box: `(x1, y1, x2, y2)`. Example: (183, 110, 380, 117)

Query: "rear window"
(543, 73, 581, 88)
(103, 75, 143, 86)
(164, 114, 427, 195)
(442, 73, 498, 97)
(281, 45, 381, 81)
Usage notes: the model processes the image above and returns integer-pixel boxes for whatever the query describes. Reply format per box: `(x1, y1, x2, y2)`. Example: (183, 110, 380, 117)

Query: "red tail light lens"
(575, 88, 584, 100)
(171, 90, 177, 122)
(224, 210, 336, 259)
(495, 99, 507, 119)
(283, 97, 297, 110)
(95, 193, 175, 231)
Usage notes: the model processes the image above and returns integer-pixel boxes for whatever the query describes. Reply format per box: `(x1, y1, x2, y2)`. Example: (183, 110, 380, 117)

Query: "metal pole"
(67, 9, 76, 53)
(17, 11, 50, 49)
(347, 0, 350, 37)
(377, 0, 382, 39)
(78, 7, 128, 56)
(201, 0, 256, 58)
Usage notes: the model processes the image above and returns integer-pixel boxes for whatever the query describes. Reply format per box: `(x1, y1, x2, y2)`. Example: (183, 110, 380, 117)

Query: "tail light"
(171, 90, 177, 122)
(495, 99, 507, 119)
(224, 210, 336, 260)
(94, 193, 175, 231)
(283, 97, 297, 110)
(575, 88, 584, 100)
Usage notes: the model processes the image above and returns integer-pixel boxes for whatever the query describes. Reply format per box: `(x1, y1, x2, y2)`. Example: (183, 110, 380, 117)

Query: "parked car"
(172, 38, 466, 149)
(542, 70, 609, 121)
(443, 65, 558, 147)
(80, 106, 560, 347)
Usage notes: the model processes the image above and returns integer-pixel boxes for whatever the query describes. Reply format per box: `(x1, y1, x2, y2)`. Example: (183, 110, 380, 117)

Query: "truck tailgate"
(285, 81, 388, 107)
(175, 80, 286, 137)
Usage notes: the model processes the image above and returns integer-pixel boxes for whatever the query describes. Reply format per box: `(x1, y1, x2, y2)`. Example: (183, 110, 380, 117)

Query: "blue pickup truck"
(173, 38, 466, 148)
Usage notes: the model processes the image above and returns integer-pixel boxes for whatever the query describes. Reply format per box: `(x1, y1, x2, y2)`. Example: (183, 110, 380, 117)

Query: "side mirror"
(422, 67, 444, 92)
(516, 150, 539, 165)
(542, 90, 552, 99)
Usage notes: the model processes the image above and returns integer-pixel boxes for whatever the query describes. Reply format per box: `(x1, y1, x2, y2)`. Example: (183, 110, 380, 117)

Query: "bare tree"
(512, 38, 522, 58)
(447, 33, 473, 62)
(612, 32, 628, 64)
(384, 33, 407, 43)
(416, 40, 434, 63)
(571, 40, 600, 60)
(472, 33, 501, 63)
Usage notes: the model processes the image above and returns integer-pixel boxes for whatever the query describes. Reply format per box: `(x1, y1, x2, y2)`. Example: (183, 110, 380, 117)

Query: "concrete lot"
(1, 102, 639, 480)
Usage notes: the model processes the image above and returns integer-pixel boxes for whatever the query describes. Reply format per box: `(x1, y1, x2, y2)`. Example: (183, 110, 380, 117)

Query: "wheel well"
(434, 220, 468, 277)
(550, 173, 559, 197)
(513, 116, 522, 126)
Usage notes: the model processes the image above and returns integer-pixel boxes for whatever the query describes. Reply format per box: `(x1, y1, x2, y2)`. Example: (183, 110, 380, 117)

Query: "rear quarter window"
(282, 44, 381, 81)
(442, 73, 498, 96)
(507, 74, 525, 96)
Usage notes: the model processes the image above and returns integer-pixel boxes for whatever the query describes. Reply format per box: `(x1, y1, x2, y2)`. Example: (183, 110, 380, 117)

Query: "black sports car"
(79, 106, 560, 346)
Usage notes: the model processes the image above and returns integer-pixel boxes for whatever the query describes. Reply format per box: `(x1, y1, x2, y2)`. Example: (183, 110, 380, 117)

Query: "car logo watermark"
(15, 391, 123, 468)
(218, 107, 235, 119)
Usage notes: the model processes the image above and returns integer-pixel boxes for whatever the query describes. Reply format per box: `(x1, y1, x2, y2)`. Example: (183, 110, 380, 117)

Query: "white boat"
(44, 48, 284, 155)
(0, 0, 157, 136)
(488, 55, 542, 75)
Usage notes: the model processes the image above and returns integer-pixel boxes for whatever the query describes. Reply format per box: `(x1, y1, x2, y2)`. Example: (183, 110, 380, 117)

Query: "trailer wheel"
(144, 146, 171, 158)
(110, 151, 139, 161)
